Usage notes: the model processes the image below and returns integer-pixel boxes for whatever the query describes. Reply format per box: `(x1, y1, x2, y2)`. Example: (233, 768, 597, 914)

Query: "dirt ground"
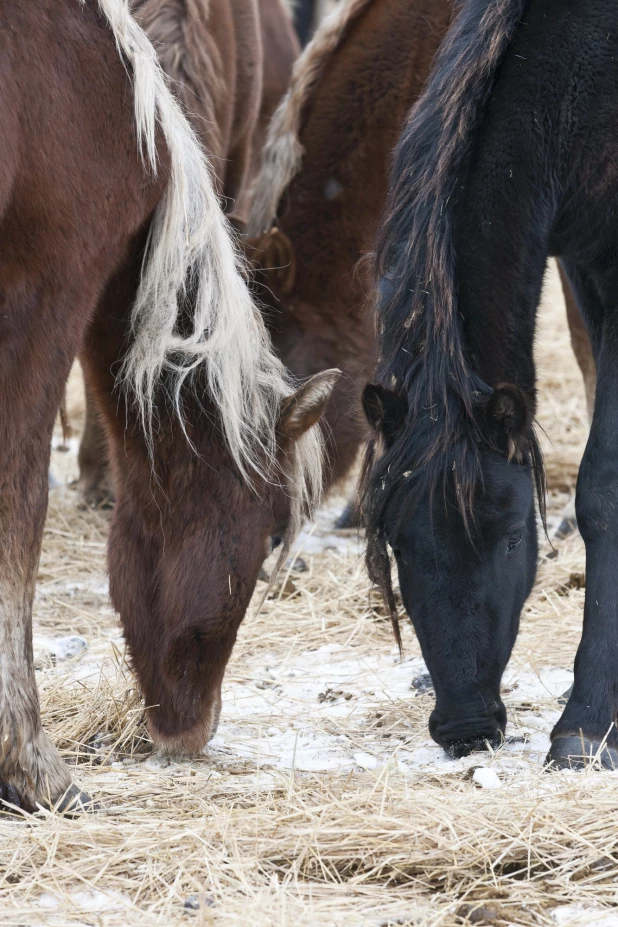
(1, 263, 617, 927)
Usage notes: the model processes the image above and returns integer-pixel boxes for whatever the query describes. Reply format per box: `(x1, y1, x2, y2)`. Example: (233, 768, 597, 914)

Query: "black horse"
(362, 0, 618, 769)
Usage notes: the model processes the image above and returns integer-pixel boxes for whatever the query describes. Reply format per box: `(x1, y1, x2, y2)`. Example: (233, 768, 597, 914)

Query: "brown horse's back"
(276, 0, 453, 305)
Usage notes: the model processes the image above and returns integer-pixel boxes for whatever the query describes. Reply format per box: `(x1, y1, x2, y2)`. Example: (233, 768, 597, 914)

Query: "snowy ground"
(3, 269, 618, 926)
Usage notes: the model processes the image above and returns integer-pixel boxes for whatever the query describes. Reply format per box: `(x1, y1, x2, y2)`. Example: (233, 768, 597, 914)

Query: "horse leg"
(291, 0, 317, 47)
(548, 267, 618, 769)
(0, 296, 90, 811)
(334, 494, 362, 530)
(559, 261, 596, 423)
(76, 384, 114, 509)
(550, 262, 597, 541)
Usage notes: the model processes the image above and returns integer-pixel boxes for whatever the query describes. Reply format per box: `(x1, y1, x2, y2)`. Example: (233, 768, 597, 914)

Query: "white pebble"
(472, 767, 501, 790)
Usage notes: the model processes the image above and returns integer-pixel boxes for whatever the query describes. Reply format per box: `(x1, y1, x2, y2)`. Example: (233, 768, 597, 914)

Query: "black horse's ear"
(486, 383, 532, 460)
(363, 384, 407, 447)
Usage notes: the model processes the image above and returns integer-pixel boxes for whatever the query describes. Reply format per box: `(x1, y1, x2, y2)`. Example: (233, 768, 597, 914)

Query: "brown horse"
(246, 0, 596, 521)
(1, 0, 334, 812)
(246, 0, 456, 510)
(77, 0, 301, 506)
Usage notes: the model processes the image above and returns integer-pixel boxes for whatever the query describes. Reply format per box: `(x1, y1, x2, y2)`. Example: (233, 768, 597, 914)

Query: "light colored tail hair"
(247, 0, 374, 236)
(88, 0, 323, 517)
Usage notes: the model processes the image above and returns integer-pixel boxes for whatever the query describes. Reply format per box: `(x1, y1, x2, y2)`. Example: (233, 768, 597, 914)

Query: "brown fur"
(252, 0, 299, 177)
(559, 261, 596, 423)
(0, 0, 327, 808)
(131, 0, 299, 217)
(247, 0, 375, 235)
(133, 0, 253, 213)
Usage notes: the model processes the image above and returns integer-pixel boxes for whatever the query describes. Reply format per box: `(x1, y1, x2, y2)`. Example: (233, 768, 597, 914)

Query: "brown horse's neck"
(265, 0, 454, 486)
(281, 0, 452, 308)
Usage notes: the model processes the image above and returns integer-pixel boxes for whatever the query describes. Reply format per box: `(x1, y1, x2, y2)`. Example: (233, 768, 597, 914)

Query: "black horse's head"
(363, 381, 543, 758)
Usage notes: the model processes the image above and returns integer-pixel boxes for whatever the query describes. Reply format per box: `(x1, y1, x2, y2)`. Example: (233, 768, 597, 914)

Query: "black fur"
(363, 0, 543, 644)
(363, 0, 618, 764)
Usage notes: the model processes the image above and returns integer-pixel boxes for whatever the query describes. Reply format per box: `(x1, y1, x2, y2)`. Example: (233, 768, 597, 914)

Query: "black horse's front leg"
(549, 326, 618, 769)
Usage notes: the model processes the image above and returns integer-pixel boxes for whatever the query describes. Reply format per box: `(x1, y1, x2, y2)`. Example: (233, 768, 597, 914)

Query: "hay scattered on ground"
(1, 265, 614, 927)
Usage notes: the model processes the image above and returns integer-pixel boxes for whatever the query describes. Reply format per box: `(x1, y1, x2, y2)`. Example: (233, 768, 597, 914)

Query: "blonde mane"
(247, 0, 375, 236)
(88, 0, 324, 518)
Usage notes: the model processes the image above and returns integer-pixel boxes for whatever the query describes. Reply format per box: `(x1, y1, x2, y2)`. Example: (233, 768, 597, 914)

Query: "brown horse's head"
(108, 369, 339, 755)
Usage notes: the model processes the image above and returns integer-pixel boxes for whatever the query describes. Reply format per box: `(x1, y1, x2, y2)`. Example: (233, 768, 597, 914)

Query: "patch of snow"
(551, 904, 618, 926)
(36, 577, 109, 599)
(503, 666, 573, 703)
(34, 634, 88, 665)
(202, 642, 575, 780)
(354, 752, 378, 771)
(292, 528, 363, 556)
(35, 888, 129, 913)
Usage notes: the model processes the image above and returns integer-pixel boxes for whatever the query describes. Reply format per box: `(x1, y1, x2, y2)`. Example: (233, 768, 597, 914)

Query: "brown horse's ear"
(280, 369, 341, 442)
(363, 384, 408, 448)
(486, 383, 532, 460)
(244, 227, 296, 296)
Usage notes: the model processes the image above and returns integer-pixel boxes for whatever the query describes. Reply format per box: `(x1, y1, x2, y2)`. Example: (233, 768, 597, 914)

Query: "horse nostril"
(443, 731, 503, 759)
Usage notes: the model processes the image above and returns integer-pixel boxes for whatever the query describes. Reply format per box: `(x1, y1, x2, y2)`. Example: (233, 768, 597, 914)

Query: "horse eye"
(506, 534, 522, 553)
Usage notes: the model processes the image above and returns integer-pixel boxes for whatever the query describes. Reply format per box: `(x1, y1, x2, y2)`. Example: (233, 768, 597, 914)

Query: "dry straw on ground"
(1, 264, 615, 927)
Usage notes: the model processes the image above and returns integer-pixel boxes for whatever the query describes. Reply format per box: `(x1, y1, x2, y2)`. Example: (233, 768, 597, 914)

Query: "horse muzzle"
(429, 699, 506, 758)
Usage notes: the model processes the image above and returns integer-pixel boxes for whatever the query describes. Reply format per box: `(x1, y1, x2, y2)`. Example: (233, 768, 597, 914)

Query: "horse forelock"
(247, 0, 375, 236)
(90, 0, 324, 527)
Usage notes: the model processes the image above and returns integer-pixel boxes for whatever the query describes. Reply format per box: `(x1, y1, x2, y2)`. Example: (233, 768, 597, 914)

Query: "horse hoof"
(0, 783, 37, 816)
(553, 517, 577, 541)
(546, 736, 618, 770)
(55, 784, 98, 815)
(557, 684, 573, 706)
(443, 733, 502, 759)
(334, 501, 362, 530)
(77, 492, 115, 511)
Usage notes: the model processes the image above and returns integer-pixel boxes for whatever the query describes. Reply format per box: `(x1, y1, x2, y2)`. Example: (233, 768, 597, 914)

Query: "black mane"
(362, 0, 545, 638)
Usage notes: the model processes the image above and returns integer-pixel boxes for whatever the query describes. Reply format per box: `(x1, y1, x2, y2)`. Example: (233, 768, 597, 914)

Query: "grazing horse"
(246, 0, 455, 509)
(76, 0, 300, 506)
(363, 0, 618, 769)
(1, 0, 334, 812)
